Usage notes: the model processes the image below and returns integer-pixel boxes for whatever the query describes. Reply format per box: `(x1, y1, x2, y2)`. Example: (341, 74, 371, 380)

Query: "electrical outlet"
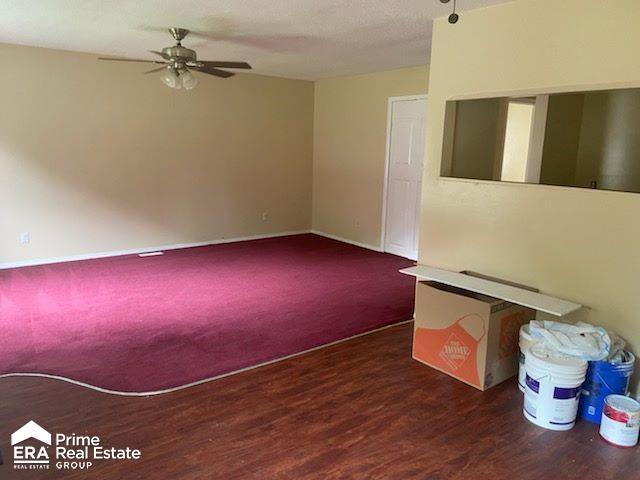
(262, 212, 269, 221)
(20, 231, 30, 244)
(354, 219, 360, 228)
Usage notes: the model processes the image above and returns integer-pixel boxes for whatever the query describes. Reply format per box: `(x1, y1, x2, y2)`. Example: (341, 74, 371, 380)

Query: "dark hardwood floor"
(0, 322, 637, 479)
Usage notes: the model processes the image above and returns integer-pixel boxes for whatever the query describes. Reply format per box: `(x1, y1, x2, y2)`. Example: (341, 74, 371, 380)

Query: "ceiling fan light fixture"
(160, 67, 181, 89)
(99, 27, 252, 89)
(180, 69, 199, 90)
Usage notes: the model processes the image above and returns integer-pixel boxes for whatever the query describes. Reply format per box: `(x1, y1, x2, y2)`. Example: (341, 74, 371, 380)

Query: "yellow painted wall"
(422, 0, 640, 391)
(312, 67, 429, 248)
(0, 43, 314, 264)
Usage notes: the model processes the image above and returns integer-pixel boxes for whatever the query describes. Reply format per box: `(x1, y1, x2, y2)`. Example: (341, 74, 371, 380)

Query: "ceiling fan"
(98, 27, 252, 90)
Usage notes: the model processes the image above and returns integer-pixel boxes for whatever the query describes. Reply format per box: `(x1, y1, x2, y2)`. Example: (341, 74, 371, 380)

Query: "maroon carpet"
(0, 234, 415, 392)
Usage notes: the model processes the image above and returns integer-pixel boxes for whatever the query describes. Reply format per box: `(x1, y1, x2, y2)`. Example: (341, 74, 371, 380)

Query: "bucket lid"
(526, 344, 588, 375)
(605, 394, 640, 414)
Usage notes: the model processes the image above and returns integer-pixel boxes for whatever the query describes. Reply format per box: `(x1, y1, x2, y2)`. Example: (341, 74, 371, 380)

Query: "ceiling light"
(99, 28, 251, 90)
(160, 67, 181, 89)
(180, 69, 199, 90)
(159, 66, 199, 90)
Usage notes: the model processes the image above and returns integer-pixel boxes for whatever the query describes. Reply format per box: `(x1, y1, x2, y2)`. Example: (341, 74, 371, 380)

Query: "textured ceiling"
(0, 0, 510, 80)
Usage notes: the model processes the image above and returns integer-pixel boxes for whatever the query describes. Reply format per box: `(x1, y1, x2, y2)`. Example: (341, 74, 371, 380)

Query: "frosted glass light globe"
(160, 68, 181, 89)
(181, 69, 199, 90)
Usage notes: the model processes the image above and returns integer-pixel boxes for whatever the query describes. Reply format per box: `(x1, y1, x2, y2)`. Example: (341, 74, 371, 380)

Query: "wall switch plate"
(20, 231, 30, 244)
(262, 212, 269, 221)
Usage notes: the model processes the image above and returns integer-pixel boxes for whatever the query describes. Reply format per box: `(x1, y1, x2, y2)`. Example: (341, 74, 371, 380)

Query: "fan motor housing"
(162, 45, 197, 63)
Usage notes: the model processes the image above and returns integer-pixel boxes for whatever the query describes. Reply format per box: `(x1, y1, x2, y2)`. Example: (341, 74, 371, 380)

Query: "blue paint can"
(578, 352, 635, 424)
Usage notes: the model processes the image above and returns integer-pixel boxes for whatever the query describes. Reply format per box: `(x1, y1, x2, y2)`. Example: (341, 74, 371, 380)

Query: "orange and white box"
(413, 281, 535, 391)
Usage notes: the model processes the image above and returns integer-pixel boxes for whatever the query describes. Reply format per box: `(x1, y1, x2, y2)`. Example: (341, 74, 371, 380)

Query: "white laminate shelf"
(400, 265, 583, 317)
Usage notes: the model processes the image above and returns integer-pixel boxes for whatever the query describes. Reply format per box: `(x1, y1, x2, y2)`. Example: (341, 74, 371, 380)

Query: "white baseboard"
(311, 230, 383, 252)
(0, 230, 311, 270)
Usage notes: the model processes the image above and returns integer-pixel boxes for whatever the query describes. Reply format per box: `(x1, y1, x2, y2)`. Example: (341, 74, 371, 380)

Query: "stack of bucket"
(518, 323, 639, 447)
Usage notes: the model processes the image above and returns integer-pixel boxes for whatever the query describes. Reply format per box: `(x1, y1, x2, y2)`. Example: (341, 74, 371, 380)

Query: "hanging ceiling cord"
(440, 0, 460, 24)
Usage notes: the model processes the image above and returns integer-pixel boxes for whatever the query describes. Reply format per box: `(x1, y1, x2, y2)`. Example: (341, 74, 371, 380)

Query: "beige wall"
(2, 45, 426, 264)
(541, 89, 640, 192)
(0, 43, 314, 264)
(575, 89, 640, 192)
(312, 67, 429, 248)
(540, 93, 584, 186)
(449, 98, 501, 181)
(422, 0, 640, 391)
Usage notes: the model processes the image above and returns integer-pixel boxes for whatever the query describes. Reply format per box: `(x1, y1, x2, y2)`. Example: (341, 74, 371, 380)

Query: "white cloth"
(528, 320, 611, 361)
(608, 333, 627, 363)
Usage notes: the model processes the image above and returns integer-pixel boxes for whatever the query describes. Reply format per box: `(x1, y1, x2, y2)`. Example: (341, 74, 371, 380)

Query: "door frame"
(380, 94, 428, 258)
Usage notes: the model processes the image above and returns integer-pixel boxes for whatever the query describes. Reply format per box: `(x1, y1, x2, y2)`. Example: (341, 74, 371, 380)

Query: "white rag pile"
(528, 320, 623, 361)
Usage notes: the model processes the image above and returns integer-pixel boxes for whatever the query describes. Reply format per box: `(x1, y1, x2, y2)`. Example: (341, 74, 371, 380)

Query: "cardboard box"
(413, 280, 535, 391)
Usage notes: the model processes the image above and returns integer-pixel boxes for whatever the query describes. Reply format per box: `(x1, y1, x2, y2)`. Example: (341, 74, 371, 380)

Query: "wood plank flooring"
(0, 322, 637, 479)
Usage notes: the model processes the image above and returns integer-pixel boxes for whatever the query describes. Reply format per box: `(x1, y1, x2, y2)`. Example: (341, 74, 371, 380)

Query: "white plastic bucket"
(599, 394, 640, 447)
(523, 344, 588, 431)
(518, 324, 535, 392)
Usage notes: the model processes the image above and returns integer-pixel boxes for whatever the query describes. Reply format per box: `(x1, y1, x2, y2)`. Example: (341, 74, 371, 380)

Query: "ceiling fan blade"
(149, 50, 170, 60)
(99, 57, 163, 64)
(143, 66, 168, 74)
(191, 66, 235, 78)
(197, 61, 251, 70)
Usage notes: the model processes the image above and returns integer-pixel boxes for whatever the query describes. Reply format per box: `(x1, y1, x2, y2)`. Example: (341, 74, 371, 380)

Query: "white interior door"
(383, 97, 427, 260)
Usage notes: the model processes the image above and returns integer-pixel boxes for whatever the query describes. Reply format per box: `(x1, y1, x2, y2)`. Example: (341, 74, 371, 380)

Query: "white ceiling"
(0, 0, 509, 80)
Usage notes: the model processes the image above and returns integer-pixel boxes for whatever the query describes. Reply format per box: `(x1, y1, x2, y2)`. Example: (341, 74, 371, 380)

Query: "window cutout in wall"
(441, 87, 640, 194)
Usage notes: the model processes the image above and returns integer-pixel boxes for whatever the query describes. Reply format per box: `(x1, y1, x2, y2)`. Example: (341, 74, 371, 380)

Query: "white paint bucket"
(523, 344, 588, 431)
(599, 394, 640, 447)
(518, 324, 535, 393)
